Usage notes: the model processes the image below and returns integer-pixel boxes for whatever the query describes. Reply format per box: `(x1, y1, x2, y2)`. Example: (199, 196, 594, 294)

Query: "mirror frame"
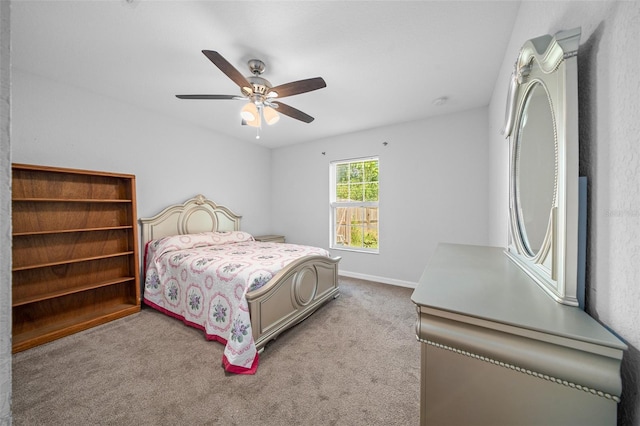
(503, 28, 581, 306)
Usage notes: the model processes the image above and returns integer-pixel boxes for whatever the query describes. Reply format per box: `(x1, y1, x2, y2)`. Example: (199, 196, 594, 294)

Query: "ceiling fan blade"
(272, 102, 315, 123)
(202, 50, 253, 94)
(269, 77, 326, 99)
(176, 94, 243, 100)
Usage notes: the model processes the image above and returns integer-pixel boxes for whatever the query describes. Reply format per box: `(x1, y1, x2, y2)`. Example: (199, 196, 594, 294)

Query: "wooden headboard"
(139, 194, 242, 248)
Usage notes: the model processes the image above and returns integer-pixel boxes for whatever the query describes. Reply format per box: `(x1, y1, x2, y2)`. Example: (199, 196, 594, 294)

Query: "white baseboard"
(339, 270, 417, 289)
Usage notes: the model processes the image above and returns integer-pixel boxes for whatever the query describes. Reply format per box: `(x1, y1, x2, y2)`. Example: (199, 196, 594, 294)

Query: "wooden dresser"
(11, 164, 141, 352)
(411, 243, 626, 426)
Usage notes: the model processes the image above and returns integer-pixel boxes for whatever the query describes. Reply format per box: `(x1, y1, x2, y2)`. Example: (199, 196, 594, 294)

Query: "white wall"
(271, 107, 491, 286)
(11, 70, 273, 234)
(488, 2, 640, 423)
(0, 0, 11, 424)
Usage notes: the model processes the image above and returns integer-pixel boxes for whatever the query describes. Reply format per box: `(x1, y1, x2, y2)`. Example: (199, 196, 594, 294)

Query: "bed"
(139, 194, 341, 374)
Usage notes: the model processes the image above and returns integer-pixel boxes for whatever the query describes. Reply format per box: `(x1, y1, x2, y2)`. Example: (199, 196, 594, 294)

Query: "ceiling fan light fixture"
(245, 105, 261, 128)
(240, 102, 258, 121)
(263, 106, 280, 125)
(246, 115, 261, 128)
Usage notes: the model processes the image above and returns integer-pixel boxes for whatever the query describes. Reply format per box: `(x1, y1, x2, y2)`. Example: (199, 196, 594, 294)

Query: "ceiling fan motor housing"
(246, 75, 272, 104)
(245, 59, 273, 101)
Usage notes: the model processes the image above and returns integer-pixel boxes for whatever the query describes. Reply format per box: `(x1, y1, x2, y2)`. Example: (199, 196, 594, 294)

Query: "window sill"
(330, 246, 379, 255)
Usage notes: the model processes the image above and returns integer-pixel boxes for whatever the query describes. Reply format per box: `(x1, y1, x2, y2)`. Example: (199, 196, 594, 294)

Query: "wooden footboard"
(246, 255, 341, 352)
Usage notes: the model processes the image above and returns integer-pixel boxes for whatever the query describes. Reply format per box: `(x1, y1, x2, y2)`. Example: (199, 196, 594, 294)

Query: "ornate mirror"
(503, 28, 581, 306)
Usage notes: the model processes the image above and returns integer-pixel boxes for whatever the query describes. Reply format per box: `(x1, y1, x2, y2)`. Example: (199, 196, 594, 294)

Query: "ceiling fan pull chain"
(256, 105, 263, 139)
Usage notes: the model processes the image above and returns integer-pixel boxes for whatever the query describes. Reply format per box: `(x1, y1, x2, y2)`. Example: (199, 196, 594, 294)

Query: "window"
(330, 157, 379, 252)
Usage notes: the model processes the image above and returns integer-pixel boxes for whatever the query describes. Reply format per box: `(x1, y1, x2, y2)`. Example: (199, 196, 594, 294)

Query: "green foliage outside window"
(335, 160, 378, 202)
(349, 226, 378, 248)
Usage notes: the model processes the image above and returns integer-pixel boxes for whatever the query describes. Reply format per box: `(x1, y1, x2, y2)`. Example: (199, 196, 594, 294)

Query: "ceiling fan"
(176, 50, 326, 135)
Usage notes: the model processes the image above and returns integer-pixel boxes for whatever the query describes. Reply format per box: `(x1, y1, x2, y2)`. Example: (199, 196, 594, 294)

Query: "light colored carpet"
(12, 277, 420, 425)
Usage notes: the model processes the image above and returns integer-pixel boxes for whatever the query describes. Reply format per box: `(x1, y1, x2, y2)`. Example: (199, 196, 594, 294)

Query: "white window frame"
(329, 156, 379, 254)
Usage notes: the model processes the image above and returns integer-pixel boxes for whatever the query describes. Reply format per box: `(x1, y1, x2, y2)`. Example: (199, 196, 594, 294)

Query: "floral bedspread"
(143, 231, 330, 374)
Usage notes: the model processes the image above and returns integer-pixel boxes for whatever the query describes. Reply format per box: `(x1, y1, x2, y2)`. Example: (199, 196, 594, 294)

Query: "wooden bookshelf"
(11, 164, 141, 353)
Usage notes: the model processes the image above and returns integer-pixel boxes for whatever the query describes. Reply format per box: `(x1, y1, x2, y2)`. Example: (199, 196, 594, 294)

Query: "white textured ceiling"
(12, 0, 520, 148)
